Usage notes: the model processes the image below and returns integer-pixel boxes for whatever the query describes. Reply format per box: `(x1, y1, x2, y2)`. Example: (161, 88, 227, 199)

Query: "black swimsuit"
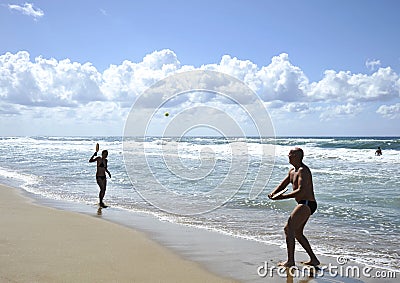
(298, 200, 317, 215)
(96, 159, 106, 179)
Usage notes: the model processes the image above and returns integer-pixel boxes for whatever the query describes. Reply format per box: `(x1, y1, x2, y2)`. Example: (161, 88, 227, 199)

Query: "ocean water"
(0, 136, 399, 271)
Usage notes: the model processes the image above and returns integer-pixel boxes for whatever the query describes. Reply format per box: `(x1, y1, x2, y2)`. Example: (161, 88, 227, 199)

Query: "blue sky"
(1, 0, 399, 136)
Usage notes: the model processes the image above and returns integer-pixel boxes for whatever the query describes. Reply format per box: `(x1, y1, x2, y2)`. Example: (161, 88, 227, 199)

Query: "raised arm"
(89, 152, 98, 163)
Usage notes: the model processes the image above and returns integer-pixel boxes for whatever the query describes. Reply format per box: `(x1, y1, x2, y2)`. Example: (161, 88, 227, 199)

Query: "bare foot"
(278, 261, 295, 267)
(301, 259, 320, 266)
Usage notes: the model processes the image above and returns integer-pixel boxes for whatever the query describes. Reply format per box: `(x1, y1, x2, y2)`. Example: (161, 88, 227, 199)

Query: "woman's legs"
(96, 177, 107, 206)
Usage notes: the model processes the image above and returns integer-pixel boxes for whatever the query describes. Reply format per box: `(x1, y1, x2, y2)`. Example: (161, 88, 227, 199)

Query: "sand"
(0, 184, 235, 282)
(1, 183, 398, 283)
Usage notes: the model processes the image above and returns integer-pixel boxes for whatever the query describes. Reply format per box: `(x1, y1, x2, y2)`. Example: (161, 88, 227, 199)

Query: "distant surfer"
(268, 147, 320, 267)
(375, 147, 382, 156)
(89, 149, 111, 208)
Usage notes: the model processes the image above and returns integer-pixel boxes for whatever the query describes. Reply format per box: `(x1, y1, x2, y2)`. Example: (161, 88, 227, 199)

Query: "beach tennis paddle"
(96, 143, 99, 152)
(271, 188, 288, 199)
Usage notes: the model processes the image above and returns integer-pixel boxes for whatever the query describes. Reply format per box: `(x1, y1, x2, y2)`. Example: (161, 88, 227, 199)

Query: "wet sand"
(1, 183, 397, 282)
(0, 184, 234, 282)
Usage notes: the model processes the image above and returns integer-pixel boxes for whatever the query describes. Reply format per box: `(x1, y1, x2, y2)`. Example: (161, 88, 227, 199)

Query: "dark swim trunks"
(96, 176, 106, 180)
(298, 200, 317, 215)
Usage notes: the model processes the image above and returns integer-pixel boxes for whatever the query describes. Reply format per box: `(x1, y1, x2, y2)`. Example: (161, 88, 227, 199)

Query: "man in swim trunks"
(89, 149, 111, 208)
(268, 147, 320, 267)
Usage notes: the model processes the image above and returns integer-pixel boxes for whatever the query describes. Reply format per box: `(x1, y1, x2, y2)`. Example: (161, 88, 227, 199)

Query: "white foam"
(0, 167, 41, 192)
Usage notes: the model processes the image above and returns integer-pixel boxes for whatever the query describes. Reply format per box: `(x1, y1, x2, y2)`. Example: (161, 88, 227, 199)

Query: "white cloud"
(252, 53, 309, 102)
(366, 59, 381, 71)
(319, 103, 362, 121)
(101, 49, 181, 107)
(0, 51, 104, 107)
(263, 100, 284, 109)
(1, 49, 400, 130)
(202, 55, 258, 86)
(201, 53, 309, 102)
(8, 2, 44, 20)
(283, 102, 311, 114)
(376, 103, 400, 119)
(307, 67, 400, 102)
(0, 101, 21, 115)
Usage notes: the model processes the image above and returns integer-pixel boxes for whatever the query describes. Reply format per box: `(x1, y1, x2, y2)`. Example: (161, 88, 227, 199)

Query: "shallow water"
(0, 136, 398, 271)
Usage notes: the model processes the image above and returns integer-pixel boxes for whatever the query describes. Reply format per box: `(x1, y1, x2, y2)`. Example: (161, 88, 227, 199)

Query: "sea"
(0, 136, 399, 273)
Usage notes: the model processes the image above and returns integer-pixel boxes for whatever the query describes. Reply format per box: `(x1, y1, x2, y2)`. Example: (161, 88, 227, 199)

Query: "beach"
(0, 184, 234, 282)
(0, 136, 399, 282)
(1, 183, 398, 283)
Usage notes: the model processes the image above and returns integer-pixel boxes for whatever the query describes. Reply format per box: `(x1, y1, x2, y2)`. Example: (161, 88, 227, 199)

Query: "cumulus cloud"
(0, 49, 185, 113)
(202, 53, 309, 102)
(253, 53, 309, 102)
(101, 49, 180, 106)
(376, 103, 400, 119)
(202, 55, 258, 86)
(307, 67, 400, 102)
(0, 51, 104, 107)
(1, 49, 400, 126)
(8, 2, 44, 20)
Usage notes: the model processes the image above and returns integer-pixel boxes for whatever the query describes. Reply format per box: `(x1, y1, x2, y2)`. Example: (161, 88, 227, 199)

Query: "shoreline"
(0, 184, 235, 282)
(2, 183, 398, 282)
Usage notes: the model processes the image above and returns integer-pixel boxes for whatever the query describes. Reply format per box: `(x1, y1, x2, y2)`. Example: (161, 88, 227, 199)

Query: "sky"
(1, 0, 399, 136)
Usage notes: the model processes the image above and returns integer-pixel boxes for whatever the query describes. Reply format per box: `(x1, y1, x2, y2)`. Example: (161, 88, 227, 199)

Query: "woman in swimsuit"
(89, 149, 111, 208)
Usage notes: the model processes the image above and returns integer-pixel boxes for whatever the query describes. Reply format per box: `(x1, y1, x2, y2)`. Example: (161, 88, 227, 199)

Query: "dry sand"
(1, 183, 397, 283)
(0, 184, 235, 282)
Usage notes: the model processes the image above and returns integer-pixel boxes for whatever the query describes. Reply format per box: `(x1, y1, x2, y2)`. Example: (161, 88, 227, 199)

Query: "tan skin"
(268, 148, 320, 267)
(89, 150, 111, 207)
